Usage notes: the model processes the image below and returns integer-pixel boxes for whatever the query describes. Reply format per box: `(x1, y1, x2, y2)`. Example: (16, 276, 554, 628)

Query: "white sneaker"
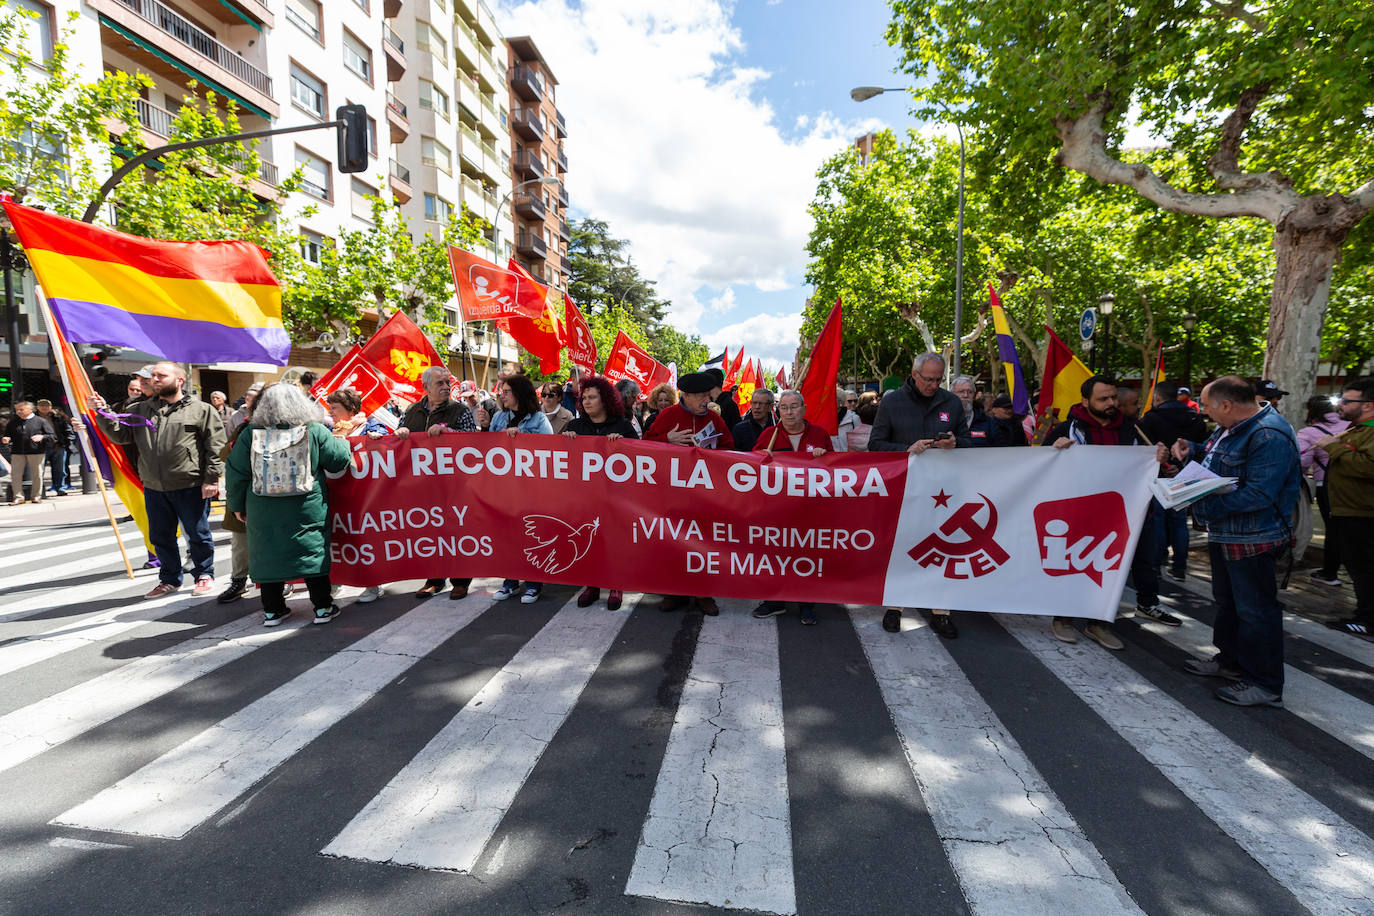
(357, 586, 383, 603)
(493, 585, 519, 601)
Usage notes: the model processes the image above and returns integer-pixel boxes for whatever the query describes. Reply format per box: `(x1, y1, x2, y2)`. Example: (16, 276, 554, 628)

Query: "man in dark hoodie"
(704, 367, 742, 430)
(1140, 380, 1209, 581)
(869, 352, 969, 638)
(1044, 376, 1171, 647)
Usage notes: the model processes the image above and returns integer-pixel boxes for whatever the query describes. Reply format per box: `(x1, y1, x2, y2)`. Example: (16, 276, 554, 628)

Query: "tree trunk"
(1264, 219, 1345, 425)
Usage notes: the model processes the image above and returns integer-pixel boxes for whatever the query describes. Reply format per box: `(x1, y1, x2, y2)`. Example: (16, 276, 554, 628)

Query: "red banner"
(309, 345, 393, 415)
(449, 247, 545, 322)
(359, 312, 446, 403)
(602, 330, 670, 396)
(563, 292, 597, 374)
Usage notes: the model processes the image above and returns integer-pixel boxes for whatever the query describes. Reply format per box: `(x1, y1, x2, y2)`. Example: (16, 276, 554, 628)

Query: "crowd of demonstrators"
(1045, 376, 1171, 648)
(731, 388, 776, 451)
(1173, 376, 1302, 707)
(1311, 377, 1374, 637)
(3, 400, 56, 504)
(540, 382, 574, 434)
(226, 382, 263, 438)
(1298, 394, 1351, 589)
(34, 399, 76, 496)
(492, 374, 554, 604)
(750, 390, 829, 625)
(89, 361, 226, 599)
(216, 385, 258, 605)
(1139, 380, 1209, 581)
(615, 379, 645, 434)
(833, 390, 862, 451)
(563, 375, 639, 611)
(847, 398, 878, 451)
(643, 382, 677, 432)
(1116, 386, 1141, 423)
(225, 383, 351, 626)
(967, 393, 1027, 447)
(209, 391, 232, 426)
(868, 352, 968, 638)
(704, 369, 742, 430)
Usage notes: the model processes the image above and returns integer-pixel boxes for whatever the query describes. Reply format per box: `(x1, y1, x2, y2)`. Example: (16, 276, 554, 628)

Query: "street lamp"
(1182, 311, 1197, 390)
(851, 86, 966, 377)
(1098, 293, 1114, 376)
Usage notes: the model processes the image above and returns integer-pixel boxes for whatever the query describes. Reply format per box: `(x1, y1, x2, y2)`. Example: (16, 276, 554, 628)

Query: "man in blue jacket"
(1172, 376, 1300, 708)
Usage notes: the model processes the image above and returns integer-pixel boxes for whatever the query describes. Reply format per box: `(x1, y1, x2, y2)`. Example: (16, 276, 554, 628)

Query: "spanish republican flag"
(2, 199, 289, 365)
(988, 285, 1030, 416)
(1036, 326, 1092, 426)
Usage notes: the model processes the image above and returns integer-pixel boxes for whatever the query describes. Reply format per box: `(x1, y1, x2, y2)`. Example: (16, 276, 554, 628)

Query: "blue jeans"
(1208, 542, 1284, 694)
(144, 486, 215, 586)
(1153, 505, 1190, 573)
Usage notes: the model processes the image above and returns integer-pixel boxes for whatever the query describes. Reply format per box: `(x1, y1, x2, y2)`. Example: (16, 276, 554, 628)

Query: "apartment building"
(505, 34, 568, 289)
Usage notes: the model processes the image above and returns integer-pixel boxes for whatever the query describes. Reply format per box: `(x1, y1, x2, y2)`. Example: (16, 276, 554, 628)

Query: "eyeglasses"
(1339, 398, 1370, 405)
(916, 374, 943, 383)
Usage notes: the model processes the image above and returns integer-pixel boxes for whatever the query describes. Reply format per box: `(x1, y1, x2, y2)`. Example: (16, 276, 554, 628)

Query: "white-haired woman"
(226, 383, 352, 626)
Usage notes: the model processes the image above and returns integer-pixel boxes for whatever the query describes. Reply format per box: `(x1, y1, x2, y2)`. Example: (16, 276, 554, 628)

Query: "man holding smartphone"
(868, 352, 971, 637)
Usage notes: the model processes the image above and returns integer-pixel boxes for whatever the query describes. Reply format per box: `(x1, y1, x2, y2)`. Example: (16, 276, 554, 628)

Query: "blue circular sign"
(1079, 308, 1097, 341)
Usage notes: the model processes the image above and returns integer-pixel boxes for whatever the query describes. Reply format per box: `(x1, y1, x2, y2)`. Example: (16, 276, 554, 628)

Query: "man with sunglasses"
(1314, 377, 1374, 637)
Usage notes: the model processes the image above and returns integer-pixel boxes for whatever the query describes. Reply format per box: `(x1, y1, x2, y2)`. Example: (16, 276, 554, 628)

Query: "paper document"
(1150, 469, 1237, 510)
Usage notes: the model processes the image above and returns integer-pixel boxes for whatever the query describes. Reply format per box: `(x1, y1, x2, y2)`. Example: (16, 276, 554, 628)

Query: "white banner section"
(881, 446, 1158, 621)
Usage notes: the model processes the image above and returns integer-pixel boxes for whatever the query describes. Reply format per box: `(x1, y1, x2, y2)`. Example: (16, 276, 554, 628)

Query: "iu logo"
(623, 348, 651, 384)
(1033, 492, 1130, 586)
(908, 494, 1009, 579)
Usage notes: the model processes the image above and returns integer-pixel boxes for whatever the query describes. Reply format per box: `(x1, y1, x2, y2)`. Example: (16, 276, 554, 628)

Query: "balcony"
(556, 148, 567, 174)
(108, 0, 272, 97)
(510, 108, 542, 141)
(556, 182, 569, 207)
(134, 97, 173, 138)
(383, 0, 400, 16)
(558, 219, 570, 241)
(561, 254, 571, 272)
(513, 149, 544, 180)
(516, 231, 547, 259)
(555, 110, 567, 138)
(386, 92, 409, 143)
(383, 27, 405, 82)
(389, 159, 412, 204)
(513, 193, 546, 221)
(510, 65, 543, 102)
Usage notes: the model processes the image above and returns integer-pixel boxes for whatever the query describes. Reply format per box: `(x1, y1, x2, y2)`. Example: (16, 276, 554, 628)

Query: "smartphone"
(937, 431, 954, 441)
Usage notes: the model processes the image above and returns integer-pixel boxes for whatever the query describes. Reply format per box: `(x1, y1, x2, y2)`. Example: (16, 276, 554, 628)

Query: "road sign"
(1079, 308, 1097, 341)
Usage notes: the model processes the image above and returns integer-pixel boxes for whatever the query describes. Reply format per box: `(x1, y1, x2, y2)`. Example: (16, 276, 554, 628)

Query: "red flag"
(724, 348, 745, 388)
(1036, 326, 1093, 425)
(775, 366, 787, 389)
(799, 297, 843, 436)
(754, 359, 763, 391)
(359, 311, 446, 402)
(603, 330, 670, 397)
(449, 247, 545, 321)
(310, 345, 394, 415)
(734, 360, 757, 410)
(499, 260, 564, 374)
(720, 347, 731, 381)
(564, 292, 597, 374)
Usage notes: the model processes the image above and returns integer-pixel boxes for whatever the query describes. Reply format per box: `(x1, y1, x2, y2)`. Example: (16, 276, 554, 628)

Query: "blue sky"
(494, 0, 914, 370)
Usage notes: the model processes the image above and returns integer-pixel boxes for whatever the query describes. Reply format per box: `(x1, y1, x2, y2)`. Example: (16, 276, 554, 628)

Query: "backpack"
(250, 426, 314, 497)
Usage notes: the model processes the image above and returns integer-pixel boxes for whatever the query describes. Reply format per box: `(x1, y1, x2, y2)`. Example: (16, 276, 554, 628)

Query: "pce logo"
(1033, 492, 1130, 586)
(908, 493, 1009, 580)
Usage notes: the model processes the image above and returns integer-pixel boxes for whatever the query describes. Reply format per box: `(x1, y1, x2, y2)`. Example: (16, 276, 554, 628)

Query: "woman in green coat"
(226, 383, 352, 626)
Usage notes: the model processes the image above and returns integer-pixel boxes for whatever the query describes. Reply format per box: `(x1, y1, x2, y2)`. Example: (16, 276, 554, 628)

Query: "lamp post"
(1182, 311, 1197, 390)
(1097, 293, 1114, 376)
(852, 86, 965, 377)
(1, 228, 27, 406)
(487, 175, 559, 374)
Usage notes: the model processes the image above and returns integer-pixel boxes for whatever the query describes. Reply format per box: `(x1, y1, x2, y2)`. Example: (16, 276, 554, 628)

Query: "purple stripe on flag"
(995, 332, 1020, 364)
(48, 297, 290, 366)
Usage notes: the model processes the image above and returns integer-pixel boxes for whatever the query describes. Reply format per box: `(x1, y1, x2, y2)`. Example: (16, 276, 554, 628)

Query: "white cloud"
(702, 310, 805, 371)
(493, 0, 875, 335)
(707, 287, 737, 313)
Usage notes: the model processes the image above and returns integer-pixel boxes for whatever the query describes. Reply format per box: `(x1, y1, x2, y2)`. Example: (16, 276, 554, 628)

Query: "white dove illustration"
(522, 515, 600, 574)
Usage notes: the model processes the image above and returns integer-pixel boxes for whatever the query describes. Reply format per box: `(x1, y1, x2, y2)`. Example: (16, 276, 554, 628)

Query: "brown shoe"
(144, 582, 179, 599)
(415, 583, 442, 598)
(660, 595, 687, 612)
(698, 597, 719, 616)
(448, 584, 468, 600)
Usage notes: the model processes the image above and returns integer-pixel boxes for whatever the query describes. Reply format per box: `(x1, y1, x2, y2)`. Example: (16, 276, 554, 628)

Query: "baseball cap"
(1177, 386, 1191, 395)
(1257, 379, 1289, 398)
(134, 366, 154, 379)
(457, 380, 478, 395)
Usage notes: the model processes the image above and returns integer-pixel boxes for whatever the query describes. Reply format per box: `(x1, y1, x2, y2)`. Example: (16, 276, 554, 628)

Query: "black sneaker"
(1136, 604, 1182, 626)
(1215, 681, 1282, 708)
(1325, 618, 1371, 636)
(217, 578, 248, 604)
(929, 613, 958, 639)
(263, 608, 291, 627)
(799, 606, 818, 626)
(1165, 568, 1187, 581)
(752, 602, 786, 619)
(882, 609, 902, 632)
(313, 605, 340, 625)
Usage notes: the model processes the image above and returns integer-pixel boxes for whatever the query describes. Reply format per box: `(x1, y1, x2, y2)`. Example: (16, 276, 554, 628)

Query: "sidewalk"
(0, 491, 133, 528)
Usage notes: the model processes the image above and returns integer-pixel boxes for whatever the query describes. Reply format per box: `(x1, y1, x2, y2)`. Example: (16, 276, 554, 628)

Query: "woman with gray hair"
(225, 382, 352, 627)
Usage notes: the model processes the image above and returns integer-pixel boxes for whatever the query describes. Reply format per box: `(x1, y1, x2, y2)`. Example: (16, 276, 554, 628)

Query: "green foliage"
(568, 218, 669, 332)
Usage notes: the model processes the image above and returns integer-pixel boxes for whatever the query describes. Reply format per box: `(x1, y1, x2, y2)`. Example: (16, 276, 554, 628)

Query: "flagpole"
(35, 287, 135, 579)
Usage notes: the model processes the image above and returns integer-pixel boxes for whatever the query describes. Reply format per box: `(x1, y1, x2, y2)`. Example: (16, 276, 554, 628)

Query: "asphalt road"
(1, 518, 1372, 915)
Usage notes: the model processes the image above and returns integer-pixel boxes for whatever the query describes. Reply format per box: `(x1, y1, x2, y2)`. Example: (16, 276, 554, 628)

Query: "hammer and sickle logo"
(908, 494, 1010, 579)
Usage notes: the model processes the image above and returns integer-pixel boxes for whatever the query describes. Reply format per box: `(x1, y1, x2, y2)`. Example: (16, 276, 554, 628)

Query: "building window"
(295, 146, 331, 200)
(366, 114, 378, 157)
(299, 229, 328, 265)
(289, 63, 326, 118)
(416, 21, 447, 62)
(13, 125, 64, 181)
(342, 29, 372, 83)
(499, 107, 508, 129)
(3, 0, 54, 62)
(421, 136, 451, 173)
(424, 193, 453, 223)
(351, 179, 376, 222)
(352, 0, 369, 11)
(285, 0, 321, 41)
(418, 80, 449, 119)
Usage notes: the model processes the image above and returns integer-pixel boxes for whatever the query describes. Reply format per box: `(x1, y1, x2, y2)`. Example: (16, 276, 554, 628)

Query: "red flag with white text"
(564, 293, 597, 374)
(602, 330, 670, 396)
(448, 247, 545, 322)
(309, 345, 394, 415)
(359, 311, 446, 402)
(499, 259, 564, 374)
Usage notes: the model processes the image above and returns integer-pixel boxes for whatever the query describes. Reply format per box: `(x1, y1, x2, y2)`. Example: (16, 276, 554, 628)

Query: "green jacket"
(97, 396, 227, 492)
(1326, 422, 1374, 517)
(224, 422, 351, 583)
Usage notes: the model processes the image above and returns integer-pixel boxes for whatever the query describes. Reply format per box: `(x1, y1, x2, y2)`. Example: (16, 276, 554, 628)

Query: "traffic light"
(337, 104, 369, 173)
(81, 347, 113, 380)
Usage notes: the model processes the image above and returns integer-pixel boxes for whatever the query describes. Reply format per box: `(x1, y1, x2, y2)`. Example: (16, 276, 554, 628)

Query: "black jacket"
(1138, 401, 1207, 448)
(4, 414, 57, 455)
(968, 406, 1027, 447)
(1043, 404, 1144, 446)
(565, 415, 639, 438)
(731, 414, 772, 451)
(714, 391, 742, 429)
(868, 378, 970, 450)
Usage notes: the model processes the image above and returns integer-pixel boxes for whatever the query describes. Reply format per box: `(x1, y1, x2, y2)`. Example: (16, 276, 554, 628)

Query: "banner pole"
(35, 287, 135, 579)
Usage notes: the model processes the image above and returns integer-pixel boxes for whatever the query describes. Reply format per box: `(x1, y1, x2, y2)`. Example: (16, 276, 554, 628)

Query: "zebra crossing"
(2, 519, 1374, 915)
